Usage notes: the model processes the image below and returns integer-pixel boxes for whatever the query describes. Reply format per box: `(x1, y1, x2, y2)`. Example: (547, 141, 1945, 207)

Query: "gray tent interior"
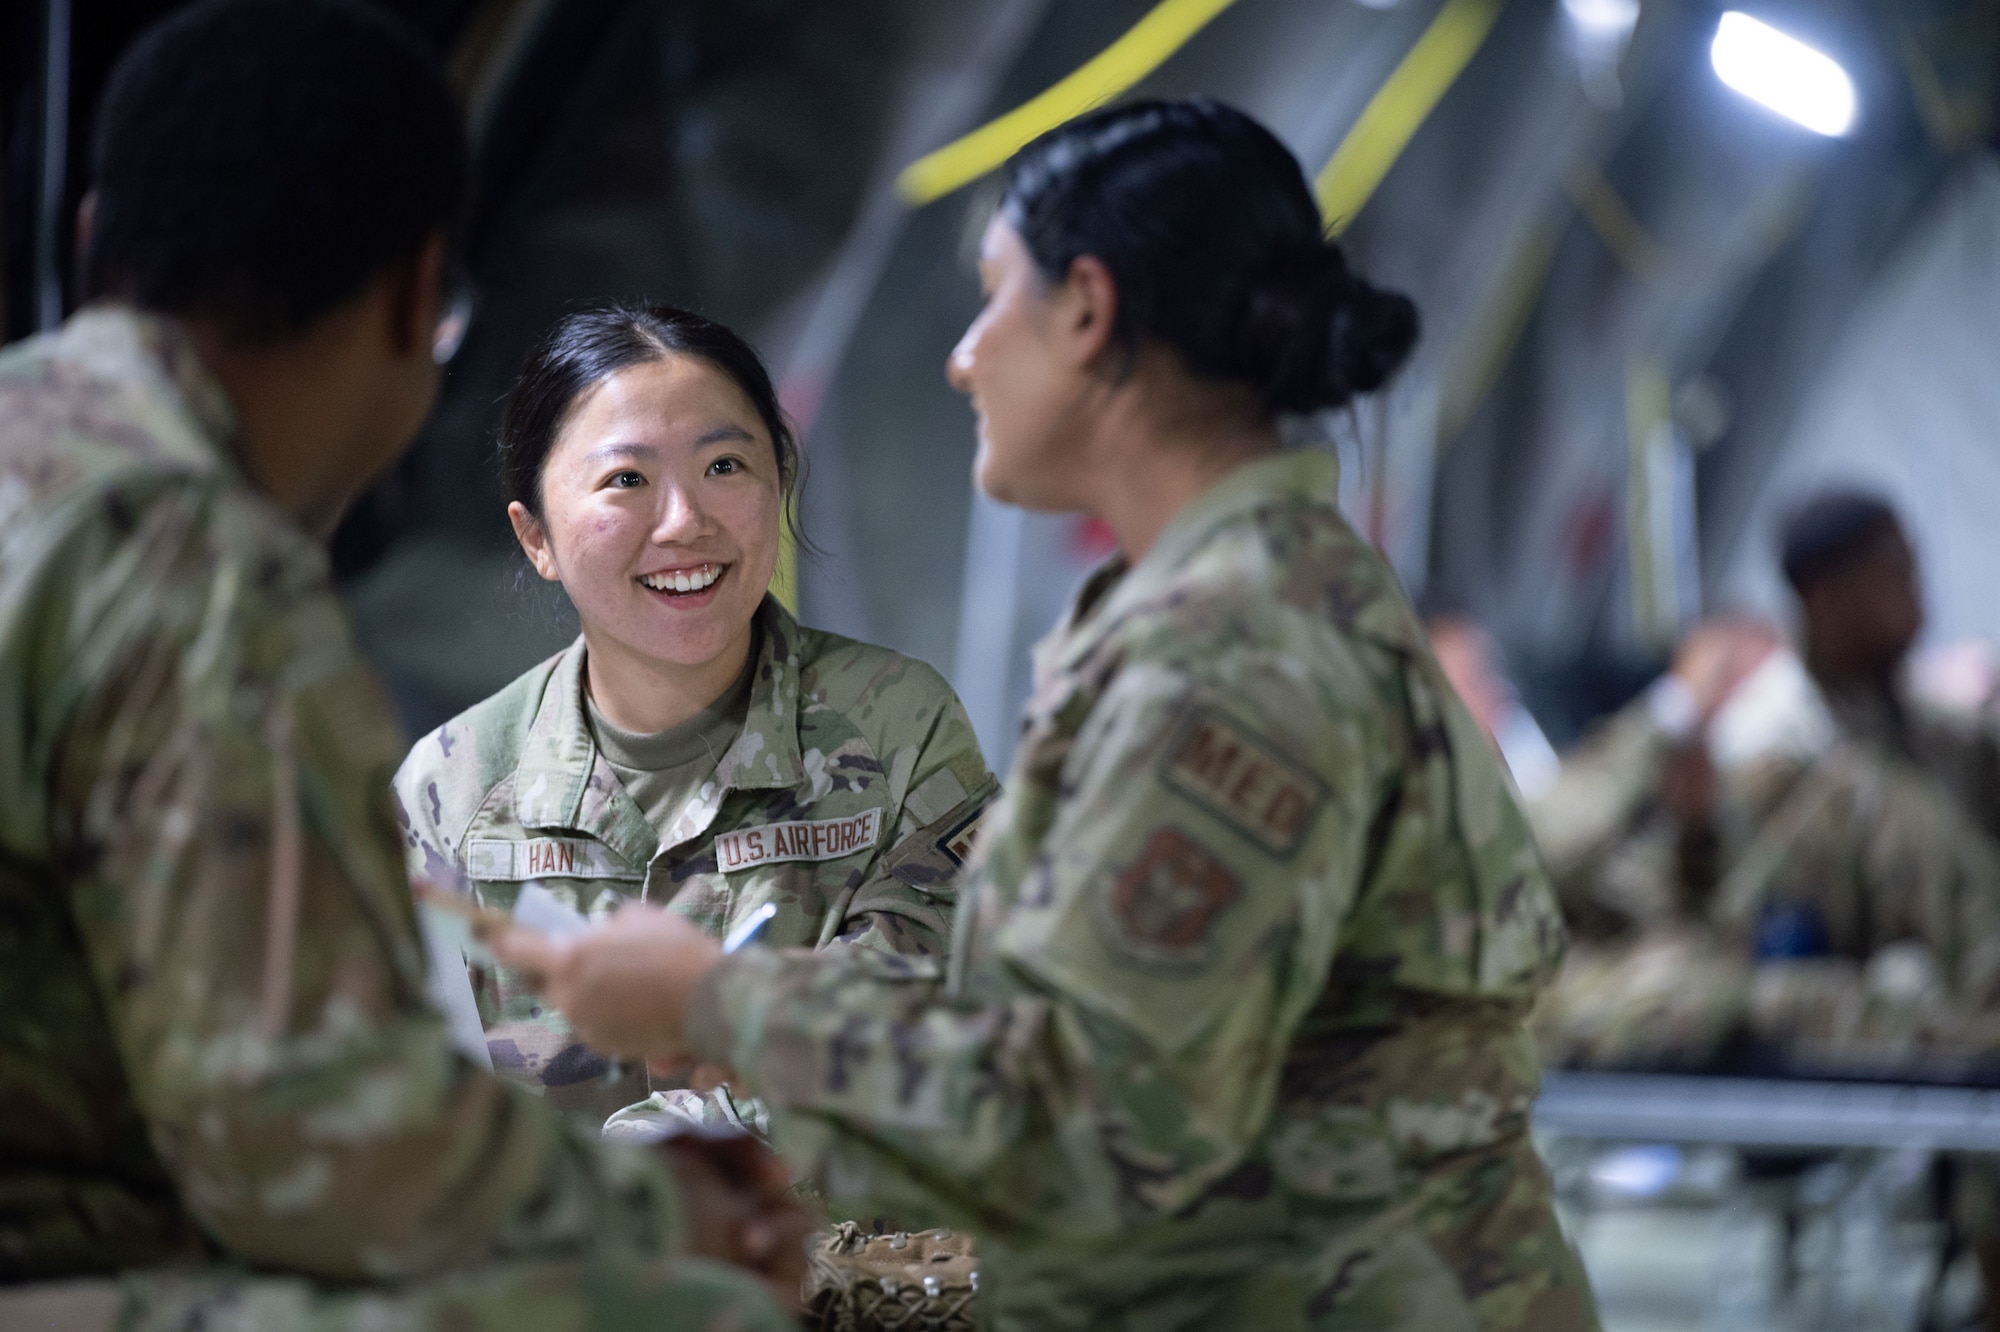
(10, 0, 1998, 765)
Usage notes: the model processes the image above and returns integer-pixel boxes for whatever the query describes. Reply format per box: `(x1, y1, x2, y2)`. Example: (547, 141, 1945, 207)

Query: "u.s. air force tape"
(714, 808, 883, 872)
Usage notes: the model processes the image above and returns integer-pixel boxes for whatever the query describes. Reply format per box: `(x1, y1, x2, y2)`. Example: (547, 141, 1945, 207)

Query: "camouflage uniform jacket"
(1523, 687, 1742, 940)
(0, 309, 774, 1315)
(1823, 679, 2000, 843)
(393, 600, 996, 1117)
(684, 451, 1598, 1331)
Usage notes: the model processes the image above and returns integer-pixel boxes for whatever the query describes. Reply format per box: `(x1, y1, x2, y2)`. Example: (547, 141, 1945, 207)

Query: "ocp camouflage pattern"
(393, 600, 996, 1120)
(684, 450, 1599, 1331)
(1528, 688, 2000, 1070)
(0, 307, 788, 1330)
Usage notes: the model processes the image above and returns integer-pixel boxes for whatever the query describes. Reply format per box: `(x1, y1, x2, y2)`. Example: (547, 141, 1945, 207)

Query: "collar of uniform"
(643, 599, 807, 857)
(513, 636, 657, 869)
(510, 596, 807, 863)
(58, 305, 245, 473)
(710, 597, 806, 793)
(1051, 448, 1337, 673)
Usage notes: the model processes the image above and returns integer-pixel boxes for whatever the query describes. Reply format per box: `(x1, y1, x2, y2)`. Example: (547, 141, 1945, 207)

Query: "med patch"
(1161, 706, 1327, 856)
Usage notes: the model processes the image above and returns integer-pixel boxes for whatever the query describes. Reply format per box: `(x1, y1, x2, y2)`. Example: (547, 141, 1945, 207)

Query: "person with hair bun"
(495, 100, 1599, 1330)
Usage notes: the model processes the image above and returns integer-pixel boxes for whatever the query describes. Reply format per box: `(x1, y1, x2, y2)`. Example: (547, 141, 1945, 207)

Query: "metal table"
(1534, 1070, 2000, 1152)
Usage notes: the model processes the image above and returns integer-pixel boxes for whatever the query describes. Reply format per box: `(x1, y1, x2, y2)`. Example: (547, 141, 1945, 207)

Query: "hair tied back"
(1241, 239, 1418, 414)
(1001, 99, 1417, 416)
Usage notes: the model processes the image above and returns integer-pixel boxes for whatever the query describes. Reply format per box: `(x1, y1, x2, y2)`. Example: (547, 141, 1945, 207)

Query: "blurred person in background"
(1779, 489, 2000, 838)
(488, 98, 1600, 1332)
(1531, 617, 1777, 938)
(393, 305, 997, 1137)
(1702, 491, 2000, 1067)
(1431, 614, 1779, 1067)
(1431, 511, 2000, 1075)
(0, 3, 797, 1327)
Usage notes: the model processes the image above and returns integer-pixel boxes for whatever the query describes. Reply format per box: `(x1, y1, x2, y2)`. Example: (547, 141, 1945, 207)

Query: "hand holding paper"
(487, 898, 729, 1061)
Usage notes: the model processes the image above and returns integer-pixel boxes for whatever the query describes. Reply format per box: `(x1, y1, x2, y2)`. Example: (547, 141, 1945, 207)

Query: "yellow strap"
(896, 0, 1240, 206)
(1315, 0, 1504, 231)
(771, 498, 797, 612)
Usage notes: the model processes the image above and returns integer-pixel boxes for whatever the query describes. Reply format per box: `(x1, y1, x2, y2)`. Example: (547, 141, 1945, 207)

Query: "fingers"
(687, 1062, 733, 1093)
(485, 924, 566, 986)
(677, 1134, 796, 1205)
(739, 1204, 813, 1312)
(741, 1142, 796, 1199)
(645, 1052, 698, 1082)
(742, 1213, 811, 1276)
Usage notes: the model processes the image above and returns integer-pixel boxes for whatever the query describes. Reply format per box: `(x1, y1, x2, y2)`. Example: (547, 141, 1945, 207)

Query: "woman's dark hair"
(999, 98, 1418, 414)
(499, 304, 804, 530)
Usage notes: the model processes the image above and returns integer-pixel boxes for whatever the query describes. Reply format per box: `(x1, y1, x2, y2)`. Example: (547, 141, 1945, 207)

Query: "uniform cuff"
(683, 947, 782, 1074)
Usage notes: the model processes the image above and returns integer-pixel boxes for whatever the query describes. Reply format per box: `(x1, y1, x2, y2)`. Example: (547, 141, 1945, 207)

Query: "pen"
(722, 901, 778, 954)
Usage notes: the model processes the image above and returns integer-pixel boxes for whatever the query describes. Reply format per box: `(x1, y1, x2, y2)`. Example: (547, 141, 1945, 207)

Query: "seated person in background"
(1437, 615, 1777, 938)
(1779, 488, 2000, 839)
(393, 305, 997, 1130)
(1431, 615, 1777, 1065)
(1433, 602, 2000, 1071)
(1709, 491, 2000, 1063)
(0, 3, 797, 1326)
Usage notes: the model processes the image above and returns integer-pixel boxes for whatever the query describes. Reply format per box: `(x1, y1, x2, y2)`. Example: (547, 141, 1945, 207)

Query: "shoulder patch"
(1106, 828, 1242, 965)
(466, 837, 642, 882)
(934, 804, 987, 868)
(715, 808, 882, 873)
(1161, 707, 1327, 856)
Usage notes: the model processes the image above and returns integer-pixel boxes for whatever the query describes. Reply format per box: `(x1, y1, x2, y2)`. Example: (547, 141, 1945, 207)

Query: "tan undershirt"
(586, 655, 754, 834)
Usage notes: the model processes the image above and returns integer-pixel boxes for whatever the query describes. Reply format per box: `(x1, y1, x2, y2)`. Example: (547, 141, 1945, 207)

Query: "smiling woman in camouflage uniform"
(395, 306, 994, 1121)
(496, 101, 1602, 1332)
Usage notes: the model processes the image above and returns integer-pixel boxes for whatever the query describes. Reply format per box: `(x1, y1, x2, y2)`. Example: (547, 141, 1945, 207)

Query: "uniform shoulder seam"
(405, 653, 565, 853)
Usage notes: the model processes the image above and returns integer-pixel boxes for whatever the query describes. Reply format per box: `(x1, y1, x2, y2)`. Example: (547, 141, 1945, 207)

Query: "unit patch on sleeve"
(465, 837, 642, 882)
(1160, 707, 1328, 856)
(714, 808, 883, 873)
(1106, 827, 1242, 963)
(935, 805, 987, 868)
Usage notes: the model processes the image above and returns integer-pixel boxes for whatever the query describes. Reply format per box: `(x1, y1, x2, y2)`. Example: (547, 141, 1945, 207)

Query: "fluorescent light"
(1562, 0, 1639, 39)
(1710, 11, 1856, 136)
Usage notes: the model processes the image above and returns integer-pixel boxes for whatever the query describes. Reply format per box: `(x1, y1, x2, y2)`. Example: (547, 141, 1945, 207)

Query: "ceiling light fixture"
(1710, 10, 1856, 137)
(1562, 0, 1639, 38)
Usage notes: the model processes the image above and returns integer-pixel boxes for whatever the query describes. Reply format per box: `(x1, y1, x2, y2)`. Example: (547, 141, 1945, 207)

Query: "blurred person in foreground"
(490, 99, 1599, 1331)
(0, 3, 798, 1327)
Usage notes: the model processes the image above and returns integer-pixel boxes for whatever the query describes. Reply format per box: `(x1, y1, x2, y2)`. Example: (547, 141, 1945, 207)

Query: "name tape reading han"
(465, 837, 641, 882)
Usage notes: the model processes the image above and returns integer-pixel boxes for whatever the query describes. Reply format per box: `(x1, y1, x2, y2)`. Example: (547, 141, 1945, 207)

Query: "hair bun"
(1239, 241, 1418, 412)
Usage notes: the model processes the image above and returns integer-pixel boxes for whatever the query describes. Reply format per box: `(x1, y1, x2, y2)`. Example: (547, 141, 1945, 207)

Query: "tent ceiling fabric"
(315, 0, 2000, 756)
